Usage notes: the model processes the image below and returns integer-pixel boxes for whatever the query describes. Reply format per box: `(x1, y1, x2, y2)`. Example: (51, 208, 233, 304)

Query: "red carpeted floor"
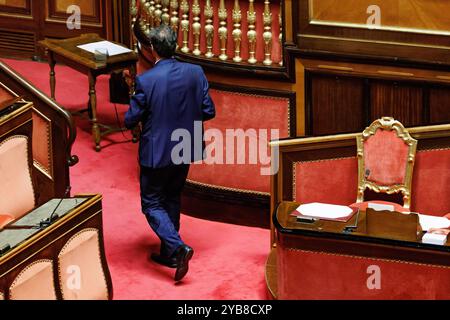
(1, 58, 270, 300)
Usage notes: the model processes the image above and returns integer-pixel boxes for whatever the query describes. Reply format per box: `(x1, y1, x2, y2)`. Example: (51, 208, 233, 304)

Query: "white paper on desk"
(77, 41, 132, 56)
(296, 202, 353, 219)
(418, 214, 450, 231)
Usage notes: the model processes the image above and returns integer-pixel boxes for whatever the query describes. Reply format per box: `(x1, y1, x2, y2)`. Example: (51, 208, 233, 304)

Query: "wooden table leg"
(88, 72, 101, 152)
(129, 63, 140, 143)
(48, 51, 56, 100)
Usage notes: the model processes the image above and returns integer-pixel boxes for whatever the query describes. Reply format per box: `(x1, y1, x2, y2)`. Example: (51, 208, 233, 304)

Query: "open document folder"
(291, 202, 358, 222)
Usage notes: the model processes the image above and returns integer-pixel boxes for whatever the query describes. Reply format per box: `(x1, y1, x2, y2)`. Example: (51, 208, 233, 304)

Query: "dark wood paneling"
(309, 73, 365, 135)
(370, 80, 424, 127)
(0, 0, 31, 15)
(0, 0, 132, 59)
(430, 87, 450, 125)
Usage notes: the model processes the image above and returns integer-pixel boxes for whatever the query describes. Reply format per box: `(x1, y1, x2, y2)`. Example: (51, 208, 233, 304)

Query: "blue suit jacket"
(125, 58, 216, 168)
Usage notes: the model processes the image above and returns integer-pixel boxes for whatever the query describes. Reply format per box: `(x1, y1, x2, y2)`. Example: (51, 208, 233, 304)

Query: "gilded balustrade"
(133, 0, 284, 67)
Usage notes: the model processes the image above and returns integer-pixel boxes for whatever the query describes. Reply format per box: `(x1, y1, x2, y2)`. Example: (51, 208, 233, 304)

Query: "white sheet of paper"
(367, 202, 395, 212)
(418, 214, 450, 231)
(296, 202, 353, 219)
(77, 41, 132, 56)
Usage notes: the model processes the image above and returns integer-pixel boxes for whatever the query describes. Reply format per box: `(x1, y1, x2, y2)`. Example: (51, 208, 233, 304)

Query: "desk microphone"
(39, 186, 71, 229)
(343, 209, 360, 234)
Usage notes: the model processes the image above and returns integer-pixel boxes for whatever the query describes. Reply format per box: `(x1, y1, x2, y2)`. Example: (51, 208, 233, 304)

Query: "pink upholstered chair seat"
(0, 214, 14, 229)
(350, 200, 409, 213)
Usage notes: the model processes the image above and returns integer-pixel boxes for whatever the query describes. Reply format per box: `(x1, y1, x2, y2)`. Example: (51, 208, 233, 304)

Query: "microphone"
(39, 186, 71, 229)
(343, 209, 361, 234)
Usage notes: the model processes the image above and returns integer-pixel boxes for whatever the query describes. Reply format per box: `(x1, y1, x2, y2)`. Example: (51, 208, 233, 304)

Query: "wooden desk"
(0, 194, 112, 300)
(39, 34, 138, 151)
(267, 201, 450, 299)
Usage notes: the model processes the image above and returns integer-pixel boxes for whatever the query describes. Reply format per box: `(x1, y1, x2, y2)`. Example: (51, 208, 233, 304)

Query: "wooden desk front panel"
(0, 195, 113, 300)
(275, 202, 450, 299)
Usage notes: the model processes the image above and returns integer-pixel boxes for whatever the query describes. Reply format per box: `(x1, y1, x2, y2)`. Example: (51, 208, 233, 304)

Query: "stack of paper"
(295, 203, 355, 221)
(422, 232, 448, 245)
(418, 214, 450, 232)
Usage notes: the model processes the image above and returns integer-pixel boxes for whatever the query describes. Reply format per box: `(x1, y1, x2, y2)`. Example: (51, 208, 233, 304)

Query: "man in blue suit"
(125, 25, 215, 282)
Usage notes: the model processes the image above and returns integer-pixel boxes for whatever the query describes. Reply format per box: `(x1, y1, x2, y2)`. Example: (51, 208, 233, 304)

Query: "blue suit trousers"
(140, 164, 190, 257)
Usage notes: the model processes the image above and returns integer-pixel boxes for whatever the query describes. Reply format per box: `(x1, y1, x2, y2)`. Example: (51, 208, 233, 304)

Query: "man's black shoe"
(151, 253, 178, 268)
(174, 245, 194, 282)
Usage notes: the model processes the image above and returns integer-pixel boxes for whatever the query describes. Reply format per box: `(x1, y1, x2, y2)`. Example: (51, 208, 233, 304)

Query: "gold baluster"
(154, 0, 162, 26)
(247, 0, 257, 64)
(218, 0, 228, 61)
(130, 0, 138, 52)
(139, 0, 147, 32)
(262, 0, 273, 66)
(278, 1, 283, 67)
(162, 0, 170, 25)
(192, 0, 201, 55)
(170, 0, 179, 32)
(180, 0, 190, 53)
(144, 0, 152, 36)
(279, 2, 283, 66)
(232, 0, 242, 62)
(149, 0, 156, 28)
(204, 0, 214, 58)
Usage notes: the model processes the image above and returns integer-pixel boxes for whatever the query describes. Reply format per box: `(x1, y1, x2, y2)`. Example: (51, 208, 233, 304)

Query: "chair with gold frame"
(351, 117, 417, 211)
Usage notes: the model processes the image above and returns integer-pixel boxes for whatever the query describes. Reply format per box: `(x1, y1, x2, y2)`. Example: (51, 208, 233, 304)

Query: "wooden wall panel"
(0, 0, 132, 58)
(55, 0, 96, 16)
(0, 0, 29, 14)
(309, 74, 364, 135)
(310, 0, 450, 33)
(430, 87, 450, 125)
(47, 0, 101, 25)
(370, 81, 424, 127)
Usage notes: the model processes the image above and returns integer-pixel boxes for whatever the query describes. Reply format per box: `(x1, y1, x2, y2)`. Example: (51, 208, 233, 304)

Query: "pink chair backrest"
(364, 129, 409, 186)
(0, 136, 35, 219)
(357, 117, 417, 208)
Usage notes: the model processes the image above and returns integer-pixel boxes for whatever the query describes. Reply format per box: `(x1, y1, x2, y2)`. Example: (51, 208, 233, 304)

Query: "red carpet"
(1, 58, 270, 300)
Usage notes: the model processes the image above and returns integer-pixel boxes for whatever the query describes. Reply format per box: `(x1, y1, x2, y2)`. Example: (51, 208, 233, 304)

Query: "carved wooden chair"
(0, 135, 35, 229)
(351, 117, 417, 212)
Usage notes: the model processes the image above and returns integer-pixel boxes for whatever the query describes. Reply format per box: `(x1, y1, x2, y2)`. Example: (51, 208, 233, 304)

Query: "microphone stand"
(39, 186, 72, 229)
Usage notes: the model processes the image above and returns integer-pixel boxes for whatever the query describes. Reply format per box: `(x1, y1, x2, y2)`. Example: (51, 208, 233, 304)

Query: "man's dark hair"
(149, 24, 177, 58)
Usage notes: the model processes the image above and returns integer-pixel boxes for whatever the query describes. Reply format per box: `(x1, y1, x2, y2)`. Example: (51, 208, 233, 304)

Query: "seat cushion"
(350, 200, 409, 213)
(0, 214, 14, 229)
